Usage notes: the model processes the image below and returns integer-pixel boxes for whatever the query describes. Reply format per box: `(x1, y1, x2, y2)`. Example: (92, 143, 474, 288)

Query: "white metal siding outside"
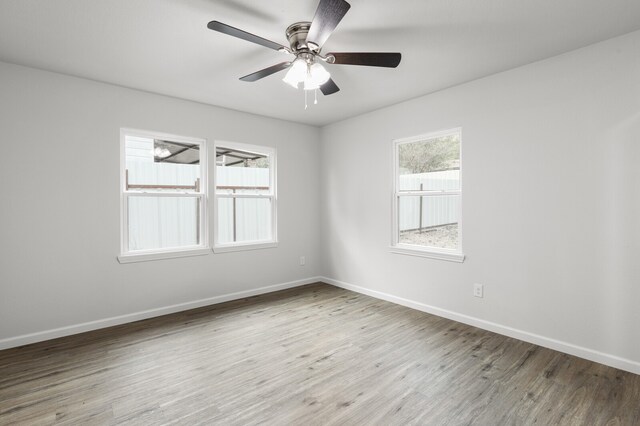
(398, 170, 460, 231)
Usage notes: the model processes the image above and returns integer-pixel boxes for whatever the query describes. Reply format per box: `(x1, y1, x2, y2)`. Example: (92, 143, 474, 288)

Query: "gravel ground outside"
(399, 223, 458, 249)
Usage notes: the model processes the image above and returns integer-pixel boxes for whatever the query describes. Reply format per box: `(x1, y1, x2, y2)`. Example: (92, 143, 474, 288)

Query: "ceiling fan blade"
(329, 52, 401, 68)
(320, 78, 340, 95)
(207, 21, 286, 51)
(306, 0, 351, 49)
(239, 62, 292, 82)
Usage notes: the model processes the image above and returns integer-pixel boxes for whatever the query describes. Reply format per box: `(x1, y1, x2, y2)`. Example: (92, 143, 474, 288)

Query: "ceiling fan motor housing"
(286, 22, 313, 52)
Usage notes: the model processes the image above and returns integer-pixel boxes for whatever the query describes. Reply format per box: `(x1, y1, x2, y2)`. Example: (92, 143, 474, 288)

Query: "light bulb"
(282, 58, 307, 88)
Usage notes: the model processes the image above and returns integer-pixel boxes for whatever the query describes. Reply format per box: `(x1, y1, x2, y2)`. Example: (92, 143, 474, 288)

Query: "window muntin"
(120, 130, 208, 258)
(393, 129, 463, 258)
(214, 142, 276, 249)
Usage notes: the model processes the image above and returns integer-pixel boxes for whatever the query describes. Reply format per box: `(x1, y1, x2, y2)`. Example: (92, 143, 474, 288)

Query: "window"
(119, 129, 209, 263)
(392, 128, 464, 262)
(213, 142, 277, 252)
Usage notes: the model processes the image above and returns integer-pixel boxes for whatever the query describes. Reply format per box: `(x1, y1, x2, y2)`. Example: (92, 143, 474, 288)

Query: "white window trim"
(391, 127, 465, 263)
(212, 140, 278, 253)
(118, 128, 209, 263)
(118, 247, 211, 264)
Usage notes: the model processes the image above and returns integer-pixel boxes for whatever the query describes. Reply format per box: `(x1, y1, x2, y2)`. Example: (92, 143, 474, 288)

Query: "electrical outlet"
(299, 256, 306, 266)
(473, 283, 483, 298)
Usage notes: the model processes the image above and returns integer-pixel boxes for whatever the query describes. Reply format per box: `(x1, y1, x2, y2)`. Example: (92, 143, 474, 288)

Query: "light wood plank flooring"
(1, 283, 639, 425)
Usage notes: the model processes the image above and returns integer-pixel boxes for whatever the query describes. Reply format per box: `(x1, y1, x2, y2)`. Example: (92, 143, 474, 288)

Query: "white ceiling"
(1, 0, 640, 126)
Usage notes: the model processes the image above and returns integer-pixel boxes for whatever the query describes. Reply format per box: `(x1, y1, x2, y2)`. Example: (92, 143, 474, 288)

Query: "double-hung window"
(213, 142, 277, 252)
(119, 129, 208, 263)
(392, 128, 464, 262)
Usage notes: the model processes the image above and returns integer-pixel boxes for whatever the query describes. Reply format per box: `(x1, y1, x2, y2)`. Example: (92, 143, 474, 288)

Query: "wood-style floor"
(1, 283, 639, 425)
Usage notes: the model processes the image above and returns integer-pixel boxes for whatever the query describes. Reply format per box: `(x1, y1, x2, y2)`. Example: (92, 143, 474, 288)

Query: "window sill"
(390, 245, 465, 263)
(213, 241, 278, 253)
(118, 247, 210, 264)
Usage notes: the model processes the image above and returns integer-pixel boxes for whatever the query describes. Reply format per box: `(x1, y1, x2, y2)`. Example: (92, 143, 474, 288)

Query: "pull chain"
(314, 89, 318, 104)
(304, 89, 308, 110)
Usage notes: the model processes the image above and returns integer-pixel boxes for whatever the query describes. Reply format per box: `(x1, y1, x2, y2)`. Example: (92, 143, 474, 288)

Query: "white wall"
(320, 31, 640, 369)
(0, 61, 321, 344)
(1, 30, 639, 373)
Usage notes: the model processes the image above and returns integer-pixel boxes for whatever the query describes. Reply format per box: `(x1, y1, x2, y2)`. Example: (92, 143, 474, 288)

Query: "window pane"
(216, 146, 270, 195)
(125, 135, 201, 190)
(128, 196, 200, 251)
(398, 133, 460, 191)
(398, 195, 460, 250)
(217, 198, 272, 244)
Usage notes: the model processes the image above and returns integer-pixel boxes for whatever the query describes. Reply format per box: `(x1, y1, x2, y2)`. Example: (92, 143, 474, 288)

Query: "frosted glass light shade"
(283, 59, 331, 91)
(311, 63, 330, 85)
(304, 63, 330, 91)
(282, 58, 307, 88)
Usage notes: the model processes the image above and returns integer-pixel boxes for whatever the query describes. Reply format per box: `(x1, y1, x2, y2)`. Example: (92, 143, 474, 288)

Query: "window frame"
(212, 140, 278, 253)
(391, 128, 465, 263)
(118, 128, 209, 263)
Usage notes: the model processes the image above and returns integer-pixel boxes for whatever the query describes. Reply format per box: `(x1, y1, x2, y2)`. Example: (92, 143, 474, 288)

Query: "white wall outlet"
(299, 256, 306, 266)
(473, 283, 484, 298)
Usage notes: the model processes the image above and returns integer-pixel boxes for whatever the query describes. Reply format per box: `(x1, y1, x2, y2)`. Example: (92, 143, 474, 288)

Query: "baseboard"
(321, 276, 640, 375)
(0, 276, 322, 351)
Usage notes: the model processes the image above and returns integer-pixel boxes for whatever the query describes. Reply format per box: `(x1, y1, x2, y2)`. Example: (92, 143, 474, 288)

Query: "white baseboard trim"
(321, 276, 640, 375)
(0, 276, 322, 351)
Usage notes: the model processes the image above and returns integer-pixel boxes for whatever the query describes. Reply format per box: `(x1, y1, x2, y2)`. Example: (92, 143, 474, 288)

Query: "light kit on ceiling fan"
(282, 57, 330, 91)
(207, 0, 401, 109)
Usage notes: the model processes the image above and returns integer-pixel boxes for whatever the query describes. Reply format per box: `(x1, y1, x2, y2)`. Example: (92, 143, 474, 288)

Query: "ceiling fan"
(207, 0, 401, 103)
